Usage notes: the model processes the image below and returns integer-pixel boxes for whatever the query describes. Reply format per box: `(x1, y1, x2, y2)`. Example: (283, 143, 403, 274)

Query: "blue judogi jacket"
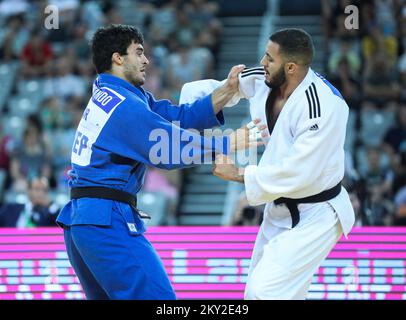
(57, 73, 229, 228)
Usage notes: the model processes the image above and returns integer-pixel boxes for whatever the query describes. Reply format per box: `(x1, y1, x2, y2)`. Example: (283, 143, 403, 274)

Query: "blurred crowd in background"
(0, 0, 405, 228)
(320, 0, 406, 226)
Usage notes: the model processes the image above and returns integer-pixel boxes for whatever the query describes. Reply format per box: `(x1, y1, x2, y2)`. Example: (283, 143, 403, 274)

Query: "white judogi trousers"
(244, 202, 343, 300)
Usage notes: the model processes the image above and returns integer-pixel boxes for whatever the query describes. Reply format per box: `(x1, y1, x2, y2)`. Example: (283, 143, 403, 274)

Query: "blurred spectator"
(0, 121, 15, 193)
(0, 176, 59, 227)
(167, 40, 203, 97)
(191, 41, 215, 79)
(230, 191, 263, 226)
(374, 0, 397, 36)
(398, 1, 406, 39)
(329, 57, 362, 110)
(185, 0, 220, 31)
(102, 1, 123, 25)
(359, 0, 376, 33)
(50, 98, 83, 190)
(148, 0, 178, 39)
(398, 50, 406, 99)
(40, 95, 81, 132)
(0, 121, 14, 173)
(321, 0, 332, 43)
(10, 117, 52, 192)
(361, 146, 393, 193)
(343, 151, 360, 186)
(382, 102, 406, 152)
(185, 0, 222, 58)
(71, 23, 91, 60)
(40, 97, 68, 131)
(394, 185, 406, 225)
(392, 143, 406, 196)
(0, 14, 29, 61)
(349, 190, 366, 226)
(328, 38, 361, 77)
(20, 29, 53, 78)
(80, 0, 104, 34)
(361, 24, 398, 66)
(142, 55, 164, 97)
(194, 28, 219, 65)
(43, 56, 87, 100)
(172, 8, 195, 48)
(360, 146, 394, 225)
(382, 101, 406, 185)
(65, 95, 85, 126)
(362, 52, 400, 105)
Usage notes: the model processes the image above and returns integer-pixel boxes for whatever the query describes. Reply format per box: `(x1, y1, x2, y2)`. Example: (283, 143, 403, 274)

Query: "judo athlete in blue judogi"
(56, 25, 248, 299)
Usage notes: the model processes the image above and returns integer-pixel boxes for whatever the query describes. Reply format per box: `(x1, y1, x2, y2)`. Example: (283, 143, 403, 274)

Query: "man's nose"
(260, 56, 266, 67)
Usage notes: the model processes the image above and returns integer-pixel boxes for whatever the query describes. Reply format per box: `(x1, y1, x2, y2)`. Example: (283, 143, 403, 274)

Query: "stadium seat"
(1, 115, 25, 140)
(17, 79, 45, 99)
(8, 94, 42, 118)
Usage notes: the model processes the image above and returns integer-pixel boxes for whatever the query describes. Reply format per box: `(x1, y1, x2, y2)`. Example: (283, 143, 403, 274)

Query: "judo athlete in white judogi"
(182, 28, 355, 300)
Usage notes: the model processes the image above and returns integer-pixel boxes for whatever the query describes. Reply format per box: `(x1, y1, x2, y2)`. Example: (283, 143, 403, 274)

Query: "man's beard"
(124, 65, 144, 87)
(265, 65, 286, 89)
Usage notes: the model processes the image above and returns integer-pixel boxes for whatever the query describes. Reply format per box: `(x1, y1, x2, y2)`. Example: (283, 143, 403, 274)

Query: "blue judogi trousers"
(62, 206, 176, 300)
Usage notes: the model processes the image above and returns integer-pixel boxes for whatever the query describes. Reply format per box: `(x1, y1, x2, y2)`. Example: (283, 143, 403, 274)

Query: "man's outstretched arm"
(211, 64, 245, 114)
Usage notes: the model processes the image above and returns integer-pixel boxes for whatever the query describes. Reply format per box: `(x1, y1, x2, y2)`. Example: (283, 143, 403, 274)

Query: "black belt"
(274, 183, 341, 228)
(70, 187, 150, 219)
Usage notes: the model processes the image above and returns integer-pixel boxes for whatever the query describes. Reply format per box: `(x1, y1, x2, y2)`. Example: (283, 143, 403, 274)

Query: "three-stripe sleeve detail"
(305, 82, 321, 119)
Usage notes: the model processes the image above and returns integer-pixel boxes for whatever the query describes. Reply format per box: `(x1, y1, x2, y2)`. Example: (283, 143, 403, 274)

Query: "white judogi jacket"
(179, 68, 355, 237)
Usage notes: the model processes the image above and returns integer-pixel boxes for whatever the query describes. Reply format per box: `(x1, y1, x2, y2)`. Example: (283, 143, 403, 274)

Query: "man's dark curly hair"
(91, 24, 144, 74)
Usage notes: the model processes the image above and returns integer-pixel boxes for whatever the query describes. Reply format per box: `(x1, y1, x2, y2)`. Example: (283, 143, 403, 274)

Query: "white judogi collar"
(247, 68, 316, 130)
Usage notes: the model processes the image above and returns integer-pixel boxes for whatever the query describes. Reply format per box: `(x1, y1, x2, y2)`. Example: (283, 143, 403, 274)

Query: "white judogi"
(179, 67, 355, 300)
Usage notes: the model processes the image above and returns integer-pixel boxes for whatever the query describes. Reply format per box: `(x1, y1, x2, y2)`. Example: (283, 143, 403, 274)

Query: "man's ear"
(112, 52, 123, 66)
(285, 62, 297, 75)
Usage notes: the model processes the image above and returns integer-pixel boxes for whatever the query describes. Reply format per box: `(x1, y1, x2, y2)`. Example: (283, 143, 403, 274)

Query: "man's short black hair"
(270, 28, 314, 67)
(91, 24, 144, 74)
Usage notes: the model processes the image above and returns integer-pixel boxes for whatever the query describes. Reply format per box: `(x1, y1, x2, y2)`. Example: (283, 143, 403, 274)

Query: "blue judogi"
(57, 74, 229, 299)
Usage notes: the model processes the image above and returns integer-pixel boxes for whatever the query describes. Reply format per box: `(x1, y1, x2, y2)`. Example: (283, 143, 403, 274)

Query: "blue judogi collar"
(96, 73, 148, 102)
